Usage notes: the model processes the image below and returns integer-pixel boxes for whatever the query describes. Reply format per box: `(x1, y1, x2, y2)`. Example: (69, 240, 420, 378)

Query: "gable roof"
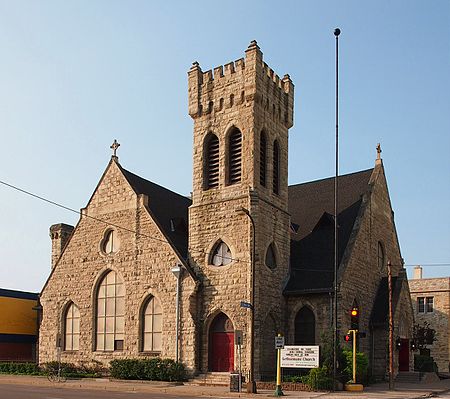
(120, 166, 192, 259)
(284, 169, 374, 294)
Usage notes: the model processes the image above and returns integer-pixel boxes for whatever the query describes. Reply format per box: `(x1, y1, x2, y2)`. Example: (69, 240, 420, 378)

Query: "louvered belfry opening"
(260, 131, 267, 187)
(273, 140, 280, 194)
(205, 133, 219, 189)
(228, 128, 242, 185)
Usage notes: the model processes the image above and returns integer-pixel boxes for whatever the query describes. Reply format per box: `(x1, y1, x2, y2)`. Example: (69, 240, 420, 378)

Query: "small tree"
(412, 322, 437, 350)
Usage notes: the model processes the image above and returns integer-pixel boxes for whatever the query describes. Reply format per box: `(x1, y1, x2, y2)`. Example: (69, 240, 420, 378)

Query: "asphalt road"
(0, 384, 206, 399)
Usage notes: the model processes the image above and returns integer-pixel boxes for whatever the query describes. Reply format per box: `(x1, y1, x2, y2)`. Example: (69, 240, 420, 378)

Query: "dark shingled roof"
(121, 167, 191, 258)
(284, 169, 374, 294)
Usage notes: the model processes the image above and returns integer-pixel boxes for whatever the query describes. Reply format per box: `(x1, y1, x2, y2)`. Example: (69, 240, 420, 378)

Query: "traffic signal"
(350, 306, 359, 330)
(344, 333, 353, 342)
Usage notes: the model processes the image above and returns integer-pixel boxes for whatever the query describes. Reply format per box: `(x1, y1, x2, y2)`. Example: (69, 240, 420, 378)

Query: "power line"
(0, 178, 246, 265)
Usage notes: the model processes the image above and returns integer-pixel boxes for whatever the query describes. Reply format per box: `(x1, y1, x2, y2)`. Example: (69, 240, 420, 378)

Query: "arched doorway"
(209, 313, 234, 372)
(294, 306, 315, 344)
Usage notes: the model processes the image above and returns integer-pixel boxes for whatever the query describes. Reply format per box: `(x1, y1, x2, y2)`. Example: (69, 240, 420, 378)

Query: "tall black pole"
(333, 27, 341, 389)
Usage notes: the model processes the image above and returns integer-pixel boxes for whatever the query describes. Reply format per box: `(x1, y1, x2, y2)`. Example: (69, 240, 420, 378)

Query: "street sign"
(281, 345, 319, 368)
(240, 301, 253, 309)
(275, 336, 285, 349)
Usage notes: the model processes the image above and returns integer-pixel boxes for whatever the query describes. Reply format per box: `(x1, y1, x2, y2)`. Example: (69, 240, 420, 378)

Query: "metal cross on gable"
(110, 139, 120, 157)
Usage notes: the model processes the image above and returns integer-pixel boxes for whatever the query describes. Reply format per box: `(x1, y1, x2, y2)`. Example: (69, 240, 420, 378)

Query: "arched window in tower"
(273, 140, 280, 195)
(204, 133, 220, 189)
(96, 270, 125, 351)
(210, 240, 232, 266)
(64, 302, 80, 351)
(260, 131, 267, 187)
(227, 128, 242, 185)
(294, 306, 315, 345)
(141, 296, 162, 353)
(378, 241, 385, 270)
(265, 243, 277, 270)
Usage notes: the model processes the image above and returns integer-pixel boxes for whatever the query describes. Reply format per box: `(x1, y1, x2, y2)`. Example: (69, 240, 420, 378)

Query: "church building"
(39, 41, 414, 380)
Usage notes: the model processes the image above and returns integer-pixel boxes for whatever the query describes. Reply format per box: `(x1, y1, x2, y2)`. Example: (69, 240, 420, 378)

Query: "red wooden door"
(211, 332, 234, 372)
(399, 338, 409, 371)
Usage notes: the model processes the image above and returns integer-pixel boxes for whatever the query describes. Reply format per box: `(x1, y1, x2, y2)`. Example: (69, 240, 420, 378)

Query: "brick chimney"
(413, 265, 423, 279)
(49, 223, 74, 269)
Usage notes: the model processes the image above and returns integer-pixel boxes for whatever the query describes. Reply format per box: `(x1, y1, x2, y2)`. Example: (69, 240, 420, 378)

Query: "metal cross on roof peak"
(376, 143, 382, 159)
(110, 139, 120, 158)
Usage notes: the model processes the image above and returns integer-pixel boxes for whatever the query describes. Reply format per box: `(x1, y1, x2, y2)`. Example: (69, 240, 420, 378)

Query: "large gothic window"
(96, 271, 125, 351)
(273, 140, 280, 195)
(227, 128, 242, 185)
(204, 133, 220, 189)
(142, 296, 162, 352)
(260, 131, 267, 187)
(210, 240, 232, 266)
(294, 306, 315, 345)
(64, 302, 80, 351)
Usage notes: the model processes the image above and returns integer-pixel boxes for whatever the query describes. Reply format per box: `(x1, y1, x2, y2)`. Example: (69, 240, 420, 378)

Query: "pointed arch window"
(204, 133, 220, 189)
(378, 241, 385, 270)
(260, 131, 267, 187)
(227, 128, 242, 185)
(210, 240, 232, 266)
(142, 296, 162, 352)
(273, 140, 280, 195)
(265, 243, 277, 270)
(64, 303, 80, 351)
(294, 306, 315, 345)
(96, 270, 125, 351)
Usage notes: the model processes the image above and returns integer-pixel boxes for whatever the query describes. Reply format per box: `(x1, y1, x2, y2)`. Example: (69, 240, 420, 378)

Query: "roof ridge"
(288, 168, 373, 188)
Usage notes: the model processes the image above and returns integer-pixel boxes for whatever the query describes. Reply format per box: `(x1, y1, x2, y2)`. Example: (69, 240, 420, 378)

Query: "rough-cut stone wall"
(409, 277, 450, 372)
(188, 41, 293, 377)
(40, 160, 197, 371)
(339, 164, 414, 376)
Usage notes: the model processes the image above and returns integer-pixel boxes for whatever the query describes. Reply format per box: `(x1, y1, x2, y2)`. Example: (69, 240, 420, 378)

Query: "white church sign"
(280, 345, 320, 368)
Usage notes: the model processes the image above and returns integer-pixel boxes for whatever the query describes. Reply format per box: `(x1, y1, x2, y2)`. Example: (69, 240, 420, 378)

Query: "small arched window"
(210, 240, 232, 266)
(260, 131, 267, 187)
(273, 140, 280, 195)
(142, 296, 162, 352)
(102, 229, 119, 254)
(227, 128, 242, 185)
(265, 243, 277, 270)
(96, 270, 125, 351)
(378, 241, 385, 270)
(204, 133, 220, 189)
(64, 303, 80, 351)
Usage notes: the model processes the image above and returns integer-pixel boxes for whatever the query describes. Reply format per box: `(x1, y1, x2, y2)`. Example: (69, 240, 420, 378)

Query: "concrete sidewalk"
(0, 374, 449, 398)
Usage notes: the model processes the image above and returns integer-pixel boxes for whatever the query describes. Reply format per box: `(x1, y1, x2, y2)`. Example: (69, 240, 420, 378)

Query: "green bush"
(300, 366, 333, 390)
(109, 358, 185, 382)
(342, 350, 369, 384)
(0, 362, 40, 375)
(42, 361, 101, 378)
(414, 354, 438, 372)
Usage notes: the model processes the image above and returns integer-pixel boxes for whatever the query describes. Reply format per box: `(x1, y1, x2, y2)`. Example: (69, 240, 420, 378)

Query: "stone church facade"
(39, 42, 414, 379)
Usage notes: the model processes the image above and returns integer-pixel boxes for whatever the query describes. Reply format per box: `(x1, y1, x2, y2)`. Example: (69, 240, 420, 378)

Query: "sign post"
(274, 334, 284, 396)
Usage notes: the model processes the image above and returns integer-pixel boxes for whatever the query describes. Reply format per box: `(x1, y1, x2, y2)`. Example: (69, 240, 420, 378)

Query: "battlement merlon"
(188, 41, 294, 126)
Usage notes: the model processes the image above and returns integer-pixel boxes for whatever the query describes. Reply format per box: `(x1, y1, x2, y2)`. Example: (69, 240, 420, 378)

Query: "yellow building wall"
(0, 297, 38, 335)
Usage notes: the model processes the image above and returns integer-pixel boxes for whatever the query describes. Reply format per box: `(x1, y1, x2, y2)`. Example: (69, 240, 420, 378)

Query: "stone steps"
(187, 372, 232, 386)
(395, 372, 423, 383)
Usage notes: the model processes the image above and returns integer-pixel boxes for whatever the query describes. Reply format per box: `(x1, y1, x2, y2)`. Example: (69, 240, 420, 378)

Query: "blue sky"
(0, 1, 449, 292)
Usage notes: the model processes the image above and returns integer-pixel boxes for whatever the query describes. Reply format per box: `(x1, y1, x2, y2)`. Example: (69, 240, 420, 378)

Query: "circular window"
(101, 229, 120, 254)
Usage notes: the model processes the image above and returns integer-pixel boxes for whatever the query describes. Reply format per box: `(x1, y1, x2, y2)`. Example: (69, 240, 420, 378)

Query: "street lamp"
(235, 207, 257, 394)
(171, 264, 183, 363)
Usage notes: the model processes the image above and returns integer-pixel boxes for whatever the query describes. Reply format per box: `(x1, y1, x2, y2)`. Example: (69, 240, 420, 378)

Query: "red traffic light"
(344, 334, 353, 342)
